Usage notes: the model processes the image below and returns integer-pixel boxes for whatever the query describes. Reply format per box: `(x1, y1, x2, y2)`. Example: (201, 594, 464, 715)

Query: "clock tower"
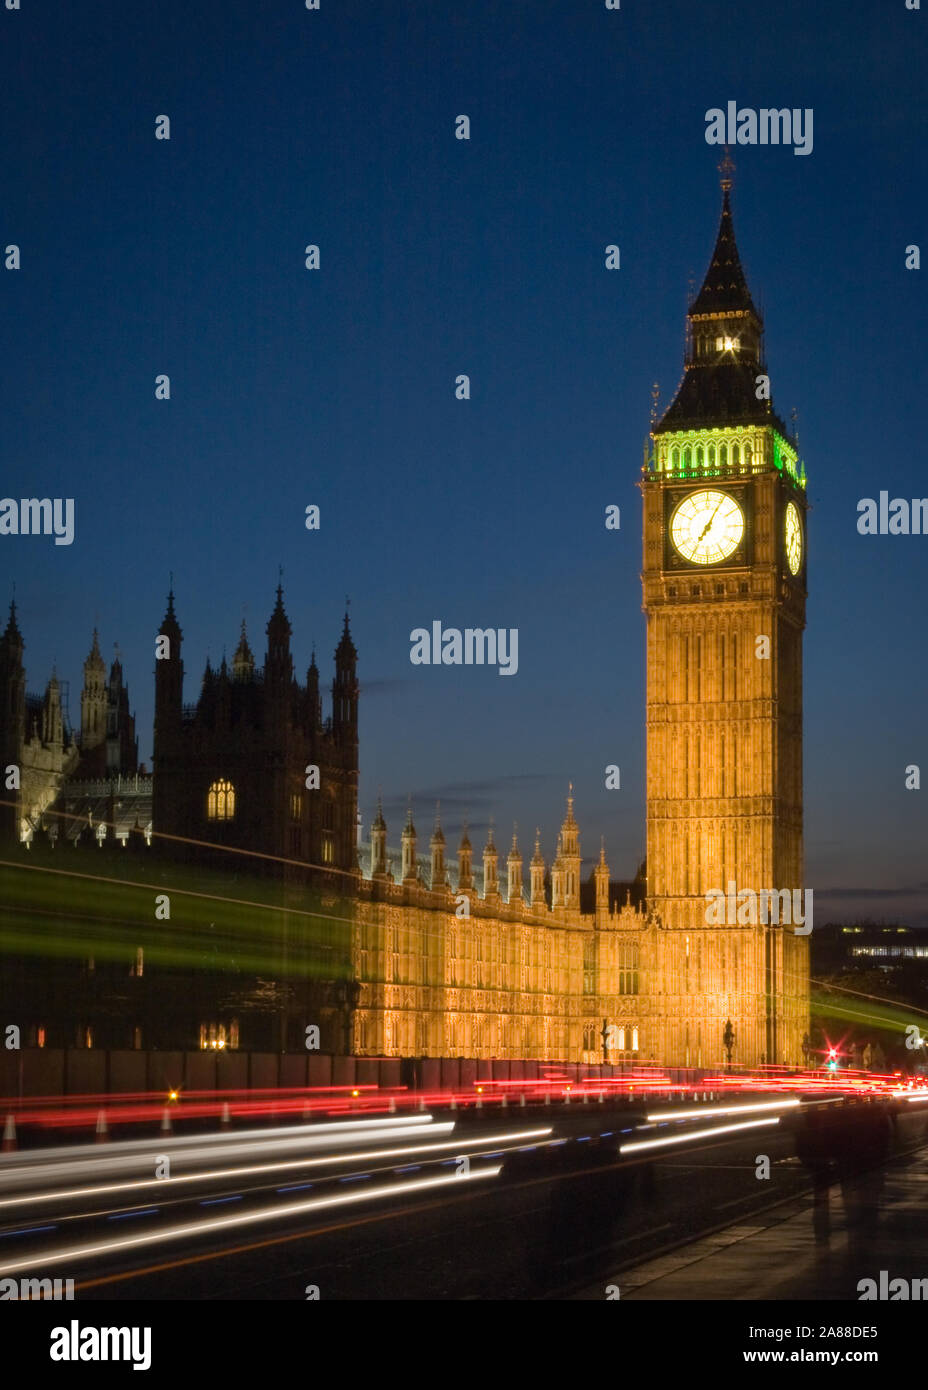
(640, 162, 810, 1067)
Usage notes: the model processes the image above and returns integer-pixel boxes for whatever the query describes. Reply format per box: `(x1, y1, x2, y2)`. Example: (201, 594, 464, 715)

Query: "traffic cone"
(2, 1114, 16, 1152)
(95, 1109, 109, 1143)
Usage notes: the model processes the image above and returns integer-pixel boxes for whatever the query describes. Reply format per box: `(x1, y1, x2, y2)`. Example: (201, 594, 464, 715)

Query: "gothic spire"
(336, 607, 357, 664)
(656, 170, 786, 436)
(2, 599, 23, 650)
(688, 173, 758, 319)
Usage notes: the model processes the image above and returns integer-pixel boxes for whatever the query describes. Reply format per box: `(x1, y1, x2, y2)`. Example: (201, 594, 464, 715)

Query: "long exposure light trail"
(0, 1165, 503, 1275)
(0, 1116, 444, 1190)
(620, 1116, 780, 1154)
(646, 1099, 801, 1123)
(0, 1126, 551, 1211)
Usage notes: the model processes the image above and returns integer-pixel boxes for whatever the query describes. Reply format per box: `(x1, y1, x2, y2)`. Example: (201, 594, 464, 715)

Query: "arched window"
(671, 446, 680, 468)
(683, 445, 691, 470)
(695, 444, 704, 469)
(730, 442, 740, 467)
(743, 442, 752, 468)
(207, 779, 235, 821)
(719, 444, 728, 467)
(707, 443, 716, 468)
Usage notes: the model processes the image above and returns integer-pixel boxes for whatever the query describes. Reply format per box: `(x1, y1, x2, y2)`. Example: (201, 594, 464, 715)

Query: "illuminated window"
(290, 792, 303, 820)
(207, 779, 235, 820)
(322, 835, 334, 864)
(632, 1026, 639, 1051)
(36, 1026, 46, 1048)
(200, 1021, 234, 1050)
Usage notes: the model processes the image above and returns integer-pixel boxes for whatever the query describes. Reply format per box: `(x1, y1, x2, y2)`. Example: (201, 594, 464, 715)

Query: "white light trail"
(0, 1127, 551, 1211)
(0, 1166, 503, 1275)
(646, 1099, 800, 1123)
(620, 1116, 780, 1154)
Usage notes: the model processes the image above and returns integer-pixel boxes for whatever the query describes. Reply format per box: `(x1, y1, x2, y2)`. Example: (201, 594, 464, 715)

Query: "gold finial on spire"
(719, 145, 735, 193)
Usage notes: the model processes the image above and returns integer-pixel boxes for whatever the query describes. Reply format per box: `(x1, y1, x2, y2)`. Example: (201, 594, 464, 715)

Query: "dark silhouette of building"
(152, 586, 359, 877)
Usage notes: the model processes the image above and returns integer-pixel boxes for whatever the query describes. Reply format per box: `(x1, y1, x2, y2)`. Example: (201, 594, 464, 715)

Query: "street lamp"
(723, 1019, 735, 1072)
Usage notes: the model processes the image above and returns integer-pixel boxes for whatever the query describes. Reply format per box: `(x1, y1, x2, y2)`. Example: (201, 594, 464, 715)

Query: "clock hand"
(697, 499, 725, 543)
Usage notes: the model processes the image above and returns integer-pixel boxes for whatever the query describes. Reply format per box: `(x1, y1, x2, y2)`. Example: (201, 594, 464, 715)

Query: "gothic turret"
(401, 805, 418, 883)
(306, 648, 320, 730)
(457, 822, 474, 892)
(506, 829, 522, 904)
(332, 611, 358, 746)
(154, 588, 183, 733)
(153, 587, 183, 841)
(559, 787, 581, 911)
(198, 656, 215, 715)
(551, 832, 565, 908)
(482, 821, 499, 901)
(106, 650, 138, 774)
(215, 656, 231, 728)
(371, 798, 389, 878)
(429, 806, 446, 889)
(41, 671, 64, 749)
(80, 630, 106, 752)
(0, 604, 26, 802)
(595, 840, 610, 917)
(232, 621, 254, 682)
(530, 829, 546, 907)
(265, 586, 293, 692)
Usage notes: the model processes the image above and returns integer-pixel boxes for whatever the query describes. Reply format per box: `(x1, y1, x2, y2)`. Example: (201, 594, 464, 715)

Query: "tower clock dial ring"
(670, 489, 744, 565)
(785, 500, 803, 575)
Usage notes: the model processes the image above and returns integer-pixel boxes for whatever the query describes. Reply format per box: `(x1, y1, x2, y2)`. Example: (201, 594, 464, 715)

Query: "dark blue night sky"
(3, 1, 926, 923)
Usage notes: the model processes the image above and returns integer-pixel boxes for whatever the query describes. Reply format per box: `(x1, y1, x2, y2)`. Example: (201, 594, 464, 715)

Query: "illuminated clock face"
(670, 489, 745, 565)
(785, 501, 802, 575)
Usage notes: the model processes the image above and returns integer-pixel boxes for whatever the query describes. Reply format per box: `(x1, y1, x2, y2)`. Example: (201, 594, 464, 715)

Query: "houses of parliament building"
(0, 175, 810, 1068)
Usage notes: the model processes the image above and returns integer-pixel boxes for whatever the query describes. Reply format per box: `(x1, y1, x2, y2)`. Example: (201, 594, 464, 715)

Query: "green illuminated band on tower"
(647, 424, 806, 487)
